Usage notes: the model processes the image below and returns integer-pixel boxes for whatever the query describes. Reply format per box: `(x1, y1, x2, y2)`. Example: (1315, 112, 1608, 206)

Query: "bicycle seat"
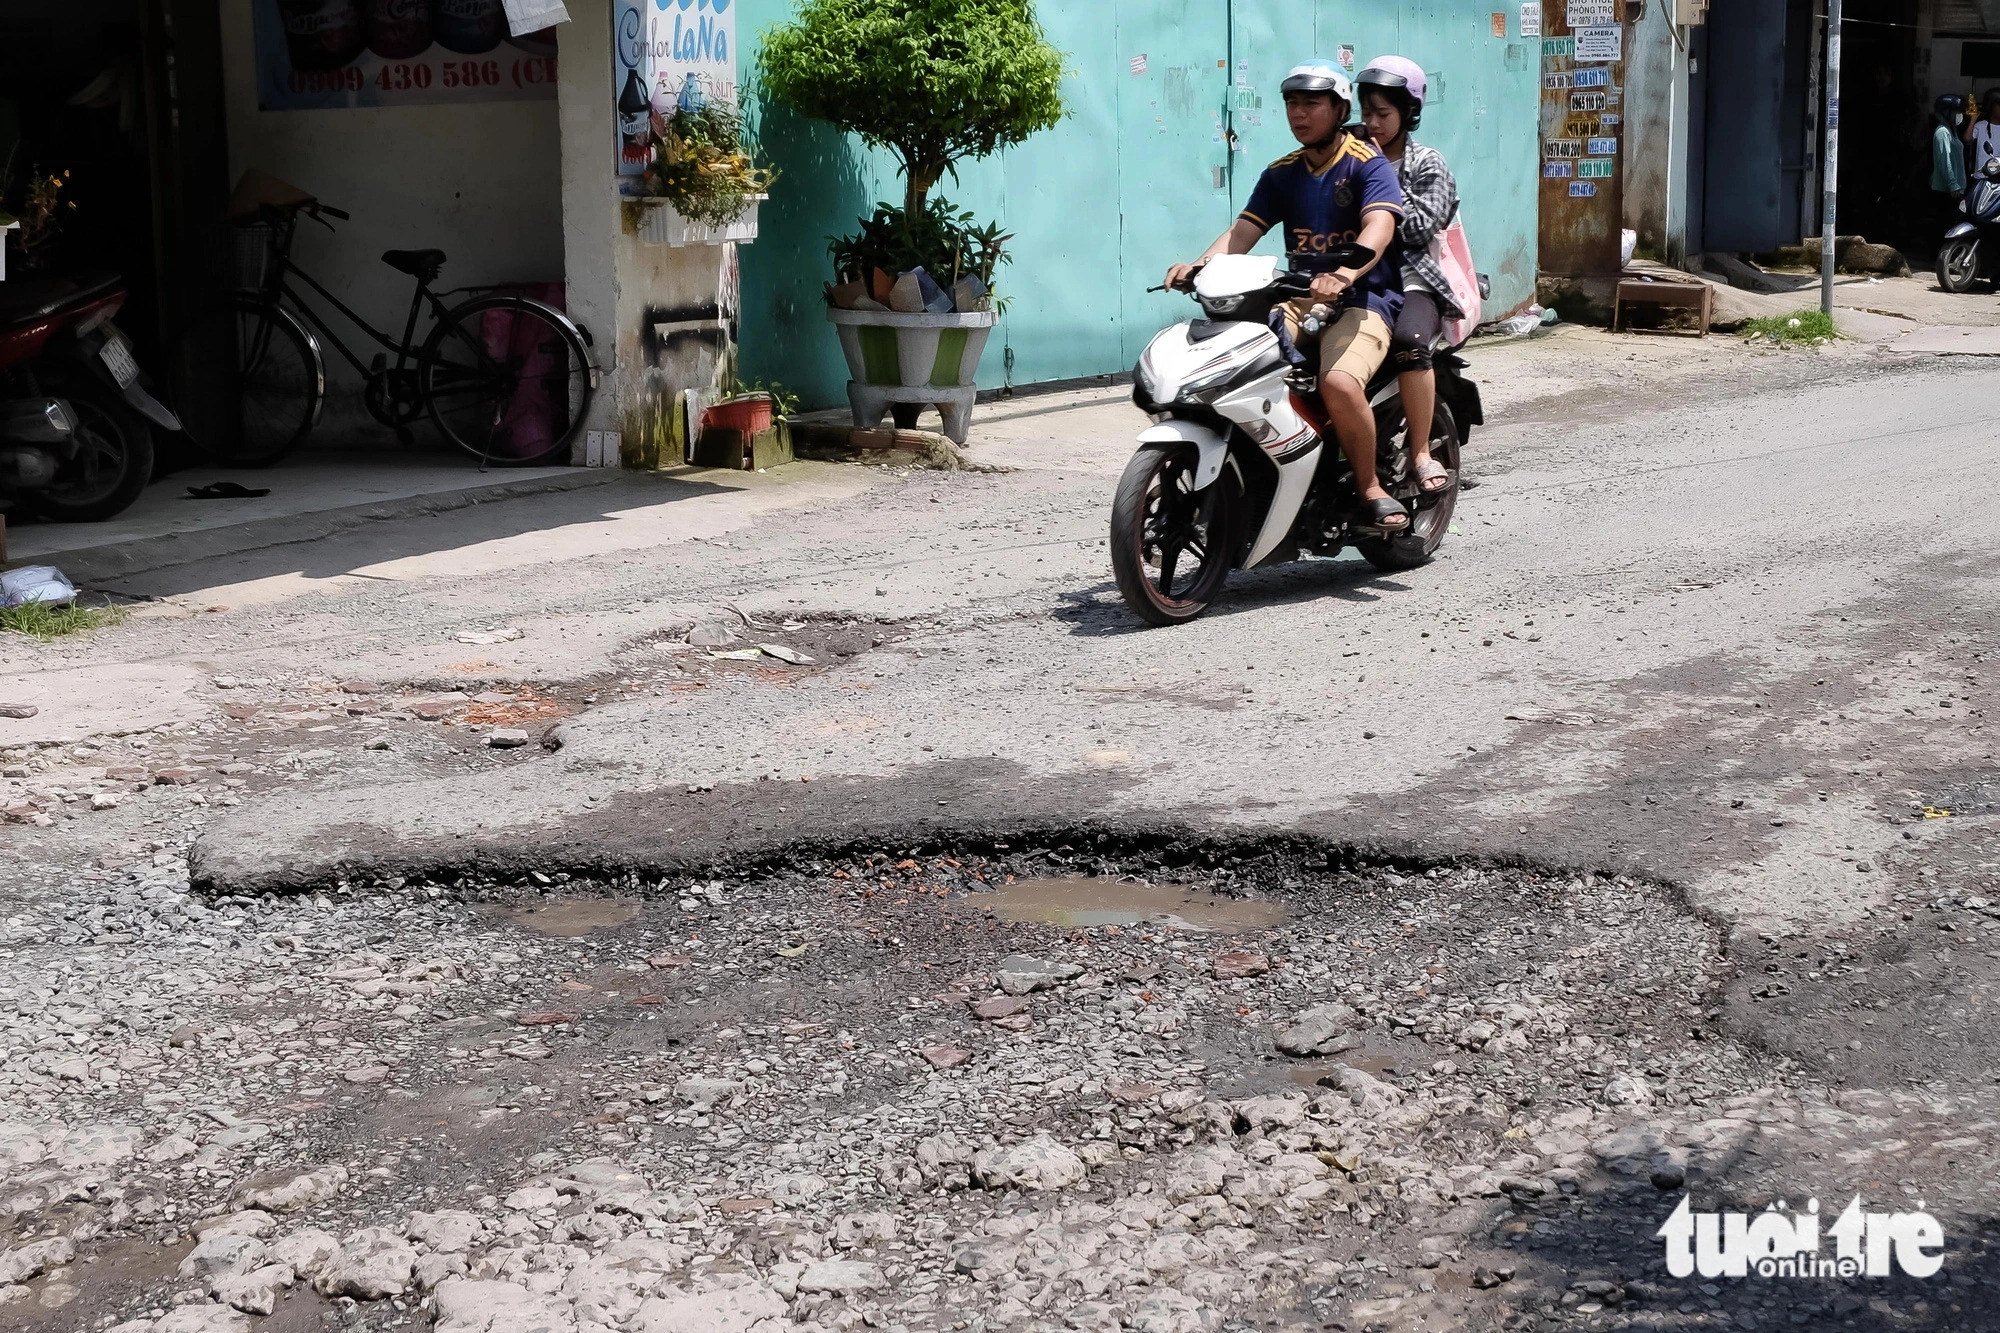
(381, 248, 446, 279)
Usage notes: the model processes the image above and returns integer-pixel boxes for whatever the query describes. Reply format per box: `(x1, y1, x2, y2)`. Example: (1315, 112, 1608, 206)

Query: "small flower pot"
(703, 395, 775, 436)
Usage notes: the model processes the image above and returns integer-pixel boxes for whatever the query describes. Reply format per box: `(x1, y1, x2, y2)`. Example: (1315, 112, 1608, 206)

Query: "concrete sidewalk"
(4, 448, 607, 585)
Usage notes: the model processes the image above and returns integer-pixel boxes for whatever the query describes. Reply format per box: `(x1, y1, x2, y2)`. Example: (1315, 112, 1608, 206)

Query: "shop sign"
(252, 0, 558, 111)
(1574, 25, 1623, 62)
(615, 0, 739, 188)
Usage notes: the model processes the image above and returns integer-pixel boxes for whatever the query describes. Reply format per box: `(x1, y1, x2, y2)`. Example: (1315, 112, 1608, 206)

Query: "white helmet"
(1280, 60, 1354, 105)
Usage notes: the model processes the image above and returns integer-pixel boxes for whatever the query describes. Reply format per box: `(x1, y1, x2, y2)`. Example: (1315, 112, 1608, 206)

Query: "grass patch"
(1741, 308, 1839, 347)
(0, 598, 128, 640)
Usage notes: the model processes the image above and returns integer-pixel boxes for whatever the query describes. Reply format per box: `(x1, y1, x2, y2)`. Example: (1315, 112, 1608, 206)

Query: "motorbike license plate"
(99, 337, 140, 389)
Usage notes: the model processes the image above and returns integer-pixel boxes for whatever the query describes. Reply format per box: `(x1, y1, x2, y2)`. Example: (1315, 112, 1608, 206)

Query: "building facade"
(2, 0, 1547, 471)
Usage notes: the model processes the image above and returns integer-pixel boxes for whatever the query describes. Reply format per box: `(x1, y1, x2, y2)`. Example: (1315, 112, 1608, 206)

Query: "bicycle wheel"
(421, 296, 592, 466)
(175, 298, 323, 466)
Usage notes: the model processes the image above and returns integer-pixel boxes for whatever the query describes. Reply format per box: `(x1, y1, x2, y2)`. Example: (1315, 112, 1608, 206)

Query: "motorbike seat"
(0, 272, 123, 329)
(381, 248, 446, 279)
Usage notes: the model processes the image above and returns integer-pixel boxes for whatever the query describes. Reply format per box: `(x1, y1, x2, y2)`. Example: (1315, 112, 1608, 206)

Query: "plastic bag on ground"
(0, 566, 78, 607)
(1478, 304, 1547, 338)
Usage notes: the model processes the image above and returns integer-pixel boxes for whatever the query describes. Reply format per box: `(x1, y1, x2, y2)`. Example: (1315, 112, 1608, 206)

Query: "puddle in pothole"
(985, 876, 1288, 932)
(478, 899, 642, 937)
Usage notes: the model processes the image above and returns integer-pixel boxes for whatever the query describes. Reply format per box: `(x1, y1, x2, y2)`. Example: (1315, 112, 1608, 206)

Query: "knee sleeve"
(1391, 291, 1442, 370)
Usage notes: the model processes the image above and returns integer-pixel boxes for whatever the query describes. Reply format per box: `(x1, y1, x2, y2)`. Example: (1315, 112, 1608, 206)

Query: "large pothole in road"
(6, 842, 1995, 1331)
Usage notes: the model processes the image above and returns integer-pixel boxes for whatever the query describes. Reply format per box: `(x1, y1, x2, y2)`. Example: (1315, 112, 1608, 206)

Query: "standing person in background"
(1932, 93, 1969, 248)
(1966, 89, 2000, 177)
(1357, 57, 1459, 498)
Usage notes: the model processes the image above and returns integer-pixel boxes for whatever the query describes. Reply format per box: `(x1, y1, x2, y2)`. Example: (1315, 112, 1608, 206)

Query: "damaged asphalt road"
(2, 339, 1999, 1330)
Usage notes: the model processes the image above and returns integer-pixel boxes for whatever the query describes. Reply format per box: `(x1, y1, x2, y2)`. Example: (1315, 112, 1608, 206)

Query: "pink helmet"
(1357, 56, 1428, 129)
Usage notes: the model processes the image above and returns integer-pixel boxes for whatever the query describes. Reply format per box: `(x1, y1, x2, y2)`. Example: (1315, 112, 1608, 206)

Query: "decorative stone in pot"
(825, 307, 998, 445)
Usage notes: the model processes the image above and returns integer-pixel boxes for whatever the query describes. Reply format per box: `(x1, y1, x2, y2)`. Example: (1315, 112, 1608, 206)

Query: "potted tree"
(759, 0, 1065, 444)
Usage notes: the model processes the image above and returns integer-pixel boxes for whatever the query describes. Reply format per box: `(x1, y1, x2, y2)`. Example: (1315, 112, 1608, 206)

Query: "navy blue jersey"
(1239, 134, 1405, 321)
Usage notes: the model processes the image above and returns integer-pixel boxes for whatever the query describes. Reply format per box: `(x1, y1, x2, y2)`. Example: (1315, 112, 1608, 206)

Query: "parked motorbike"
(0, 273, 177, 522)
(1939, 157, 2000, 293)
(1110, 247, 1484, 625)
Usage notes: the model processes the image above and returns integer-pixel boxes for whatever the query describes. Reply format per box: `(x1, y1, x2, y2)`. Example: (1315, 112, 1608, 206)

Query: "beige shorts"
(1280, 301, 1392, 385)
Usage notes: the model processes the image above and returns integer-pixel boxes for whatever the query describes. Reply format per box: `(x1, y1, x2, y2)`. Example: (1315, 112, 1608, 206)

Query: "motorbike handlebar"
(315, 204, 351, 221)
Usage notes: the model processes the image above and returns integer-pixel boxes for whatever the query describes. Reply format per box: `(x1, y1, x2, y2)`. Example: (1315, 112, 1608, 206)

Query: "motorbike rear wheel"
(1356, 399, 1460, 572)
(1939, 236, 1982, 293)
(32, 388, 155, 523)
(1110, 440, 1240, 626)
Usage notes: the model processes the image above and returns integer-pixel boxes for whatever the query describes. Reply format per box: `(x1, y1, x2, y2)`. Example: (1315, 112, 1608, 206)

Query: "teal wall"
(735, 1, 1541, 408)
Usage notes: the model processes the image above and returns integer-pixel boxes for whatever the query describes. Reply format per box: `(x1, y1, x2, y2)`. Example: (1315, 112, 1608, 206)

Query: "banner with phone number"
(252, 0, 558, 111)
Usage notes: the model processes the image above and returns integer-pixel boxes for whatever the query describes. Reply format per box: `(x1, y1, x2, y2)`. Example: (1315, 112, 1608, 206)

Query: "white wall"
(559, 0, 737, 466)
(217, 0, 564, 437)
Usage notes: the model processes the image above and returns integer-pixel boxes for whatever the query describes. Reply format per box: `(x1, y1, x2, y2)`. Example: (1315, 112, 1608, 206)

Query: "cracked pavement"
(2, 326, 1999, 1332)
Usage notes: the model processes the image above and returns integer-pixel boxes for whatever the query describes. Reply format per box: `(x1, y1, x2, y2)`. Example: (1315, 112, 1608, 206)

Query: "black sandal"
(185, 482, 272, 500)
(1362, 494, 1411, 532)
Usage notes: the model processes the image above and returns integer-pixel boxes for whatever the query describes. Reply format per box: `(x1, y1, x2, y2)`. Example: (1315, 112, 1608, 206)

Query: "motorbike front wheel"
(1110, 440, 1240, 626)
(1939, 236, 1982, 293)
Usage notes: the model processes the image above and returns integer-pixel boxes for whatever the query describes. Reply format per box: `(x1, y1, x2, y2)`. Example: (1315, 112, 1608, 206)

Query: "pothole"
(476, 898, 642, 937)
(10, 837, 1995, 1331)
(983, 875, 1289, 933)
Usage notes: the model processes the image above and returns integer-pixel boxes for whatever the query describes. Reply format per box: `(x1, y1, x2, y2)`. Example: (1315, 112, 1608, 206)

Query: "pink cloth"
(1432, 220, 1481, 348)
(477, 282, 568, 460)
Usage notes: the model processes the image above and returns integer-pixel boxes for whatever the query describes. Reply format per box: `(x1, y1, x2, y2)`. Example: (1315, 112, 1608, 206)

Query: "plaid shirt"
(1394, 140, 1463, 320)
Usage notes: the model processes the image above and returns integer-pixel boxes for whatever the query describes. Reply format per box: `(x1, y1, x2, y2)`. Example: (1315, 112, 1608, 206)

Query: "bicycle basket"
(231, 223, 279, 293)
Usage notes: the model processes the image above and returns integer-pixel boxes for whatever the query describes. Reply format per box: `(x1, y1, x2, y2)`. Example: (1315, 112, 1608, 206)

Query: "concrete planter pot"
(825, 307, 998, 445)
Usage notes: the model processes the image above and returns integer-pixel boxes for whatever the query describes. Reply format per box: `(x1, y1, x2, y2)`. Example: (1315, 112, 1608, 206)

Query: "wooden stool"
(1613, 278, 1714, 336)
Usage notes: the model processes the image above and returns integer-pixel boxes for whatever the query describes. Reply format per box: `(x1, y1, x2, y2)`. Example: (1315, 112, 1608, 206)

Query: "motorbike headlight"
(1176, 361, 1241, 405)
(1200, 293, 1246, 317)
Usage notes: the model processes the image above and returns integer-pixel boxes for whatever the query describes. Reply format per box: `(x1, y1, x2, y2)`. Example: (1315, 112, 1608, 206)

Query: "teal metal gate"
(736, 1, 1539, 409)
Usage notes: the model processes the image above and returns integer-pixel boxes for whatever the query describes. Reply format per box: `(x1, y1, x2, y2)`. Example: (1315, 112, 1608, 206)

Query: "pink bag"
(1432, 218, 1482, 347)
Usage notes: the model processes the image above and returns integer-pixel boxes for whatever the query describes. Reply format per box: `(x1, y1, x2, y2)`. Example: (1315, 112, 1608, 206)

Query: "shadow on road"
(91, 472, 739, 603)
(1052, 558, 1418, 637)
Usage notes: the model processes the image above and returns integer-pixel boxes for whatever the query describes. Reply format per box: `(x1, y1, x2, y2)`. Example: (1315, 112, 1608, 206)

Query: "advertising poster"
(613, 0, 739, 190)
(252, 0, 559, 111)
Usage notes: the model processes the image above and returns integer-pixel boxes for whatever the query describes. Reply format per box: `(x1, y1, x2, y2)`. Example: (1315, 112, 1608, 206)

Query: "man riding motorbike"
(1163, 60, 1409, 533)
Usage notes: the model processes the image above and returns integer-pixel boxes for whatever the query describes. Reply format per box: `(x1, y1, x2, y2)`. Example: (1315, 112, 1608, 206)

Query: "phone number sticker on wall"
(253, 0, 559, 110)
(1578, 158, 1615, 178)
(1569, 181, 1598, 197)
(1543, 161, 1574, 178)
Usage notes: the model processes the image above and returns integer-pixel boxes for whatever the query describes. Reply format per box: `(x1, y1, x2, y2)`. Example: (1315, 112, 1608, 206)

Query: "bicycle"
(177, 198, 595, 467)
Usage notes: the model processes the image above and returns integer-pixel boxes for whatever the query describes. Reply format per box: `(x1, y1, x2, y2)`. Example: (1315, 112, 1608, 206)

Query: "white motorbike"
(1111, 247, 1484, 625)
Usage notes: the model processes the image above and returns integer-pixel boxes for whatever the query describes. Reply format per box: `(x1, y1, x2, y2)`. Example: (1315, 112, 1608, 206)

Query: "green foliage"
(637, 101, 778, 228)
(722, 375, 802, 420)
(758, 0, 1066, 216)
(829, 198, 1013, 293)
(1741, 309, 1839, 347)
(0, 598, 126, 640)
